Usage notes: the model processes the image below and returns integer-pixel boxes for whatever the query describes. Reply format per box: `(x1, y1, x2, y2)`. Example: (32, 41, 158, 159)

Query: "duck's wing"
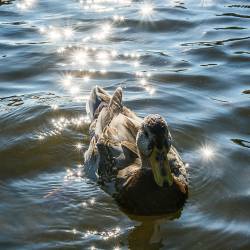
(86, 86, 111, 122)
(96, 87, 141, 166)
(87, 86, 141, 137)
(85, 87, 142, 183)
(87, 86, 141, 140)
(95, 87, 123, 137)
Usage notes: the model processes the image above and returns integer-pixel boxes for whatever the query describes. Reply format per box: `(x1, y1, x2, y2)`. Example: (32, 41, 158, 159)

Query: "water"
(0, 0, 250, 249)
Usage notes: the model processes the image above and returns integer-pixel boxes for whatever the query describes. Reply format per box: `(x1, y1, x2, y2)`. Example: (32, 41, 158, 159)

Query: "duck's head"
(136, 114, 173, 187)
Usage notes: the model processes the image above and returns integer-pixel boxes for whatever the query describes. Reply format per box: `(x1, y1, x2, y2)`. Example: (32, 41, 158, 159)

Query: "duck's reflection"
(127, 211, 181, 250)
(128, 220, 163, 250)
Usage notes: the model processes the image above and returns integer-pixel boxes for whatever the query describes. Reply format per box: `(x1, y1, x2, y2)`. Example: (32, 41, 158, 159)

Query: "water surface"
(0, 0, 250, 249)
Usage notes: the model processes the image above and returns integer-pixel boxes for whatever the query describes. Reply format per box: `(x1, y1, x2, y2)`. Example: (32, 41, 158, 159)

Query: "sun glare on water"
(17, 0, 36, 10)
(140, 2, 154, 20)
(200, 145, 215, 161)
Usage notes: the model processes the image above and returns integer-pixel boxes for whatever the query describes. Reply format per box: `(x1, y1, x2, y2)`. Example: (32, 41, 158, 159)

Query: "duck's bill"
(149, 147, 173, 187)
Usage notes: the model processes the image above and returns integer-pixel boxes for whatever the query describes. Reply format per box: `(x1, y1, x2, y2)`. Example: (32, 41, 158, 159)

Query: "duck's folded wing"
(94, 87, 122, 136)
(102, 87, 140, 146)
(108, 113, 140, 143)
(95, 88, 142, 174)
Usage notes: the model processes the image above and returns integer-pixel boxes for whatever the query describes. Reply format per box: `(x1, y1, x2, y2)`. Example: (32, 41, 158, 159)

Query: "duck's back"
(84, 86, 142, 186)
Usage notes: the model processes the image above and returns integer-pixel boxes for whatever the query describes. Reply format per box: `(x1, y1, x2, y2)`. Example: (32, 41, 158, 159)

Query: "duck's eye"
(148, 142, 153, 151)
(164, 137, 171, 148)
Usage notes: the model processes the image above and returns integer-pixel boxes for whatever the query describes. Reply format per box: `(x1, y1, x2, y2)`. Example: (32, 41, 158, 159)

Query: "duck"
(84, 86, 188, 215)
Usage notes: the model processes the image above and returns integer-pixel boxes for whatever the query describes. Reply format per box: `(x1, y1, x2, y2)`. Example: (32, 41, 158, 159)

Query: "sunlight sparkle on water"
(83, 75, 90, 82)
(79, 0, 131, 12)
(66, 169, 73, 177)
(82, 227, 121, 242)
(47, 27, 62, 42)
(133, 61, 140, 67)
(76, 143, 83, 150)
(63, 27, 74, 40)
(57, 47, 66, 54)
(77, 170, 82, 177)
(113, 15, 125, 22)
(89, 68, 96, 73)
(100, 69, 107, 74)
(51, 104, 59, 110)
(101, 227, 121, 240)
(82, 201, 88, 207)
(64, 168, 83, 182)
(200, 145, 214, 160)
(94, 23, 112, 40)
(71, 50, 88, 66)
(149, 87, 155, 95)
(17, 0, 36, 10)
(140, 2, 154, 19)
(145, 86, 155, 95)
(102, 23, 112, 32)
(96, 51, 110, 65)
(38, 26, 46, 34)
(41, 26, 75, 42)
(38, 135, 45, 140)
(61, 74, 73, 86)
(111, 50, 118, 57)
(138, 75, 156, 95)
(89, 198, 95, 205)
(140, 78, 147, 86)
(70, 86, 80, 95)
(36, 115, 89, 141)
(200, 0, 215, 7)
(136, 71, 143, 77)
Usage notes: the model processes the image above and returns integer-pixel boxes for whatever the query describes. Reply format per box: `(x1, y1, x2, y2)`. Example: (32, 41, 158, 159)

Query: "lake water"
(0, 0, 250, 249)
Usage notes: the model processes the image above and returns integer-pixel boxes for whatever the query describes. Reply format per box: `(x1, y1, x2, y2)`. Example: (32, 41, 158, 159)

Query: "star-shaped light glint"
(140, 2, 154, 20)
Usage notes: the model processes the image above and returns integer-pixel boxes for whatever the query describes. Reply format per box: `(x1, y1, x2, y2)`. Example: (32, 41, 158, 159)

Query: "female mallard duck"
(84, 86, 188, 215)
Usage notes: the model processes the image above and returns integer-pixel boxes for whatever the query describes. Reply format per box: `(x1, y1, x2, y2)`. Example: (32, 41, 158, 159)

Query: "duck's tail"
(86, 86, 123, 122)
(86, 86, 111, 121)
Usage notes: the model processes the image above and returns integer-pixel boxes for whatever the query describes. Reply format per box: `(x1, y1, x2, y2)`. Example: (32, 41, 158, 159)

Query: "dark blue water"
(0, 0, 250, 249)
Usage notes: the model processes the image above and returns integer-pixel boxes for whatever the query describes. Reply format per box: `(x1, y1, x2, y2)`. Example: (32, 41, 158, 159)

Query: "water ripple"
(0, 0, 250, 249)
